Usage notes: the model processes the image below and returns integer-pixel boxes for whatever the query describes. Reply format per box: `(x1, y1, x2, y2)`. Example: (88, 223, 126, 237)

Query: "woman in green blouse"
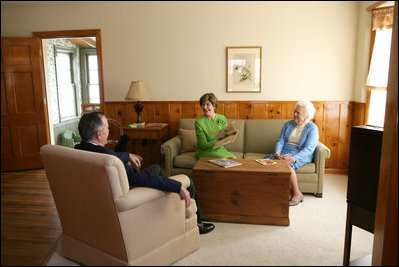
(195, 93, 235, 158)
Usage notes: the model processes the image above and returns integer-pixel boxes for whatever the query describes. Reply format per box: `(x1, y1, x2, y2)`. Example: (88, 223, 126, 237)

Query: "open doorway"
(33, 30, 104, 146)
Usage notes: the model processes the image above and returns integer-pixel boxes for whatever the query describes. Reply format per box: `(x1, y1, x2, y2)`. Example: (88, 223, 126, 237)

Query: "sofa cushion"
(225, 119, 245, 153)
(244, 152, 315, 173)
(231, 151, 244, 159)
(244, 119, 289, 154)
(179, 129, 197, 153)
(243, 152, 265, 159)
(179, 118, 245, 153)
(297, 163, 315, 174)
(179, 118, 196, 130)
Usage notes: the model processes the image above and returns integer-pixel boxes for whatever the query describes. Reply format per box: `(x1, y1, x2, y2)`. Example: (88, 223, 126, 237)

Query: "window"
(55, 48, 78, 121)
(87, 54, 100, 103)
(366, 28, 392, 127)
(366, 7, 393, 127)
(80, 49, 100, 104)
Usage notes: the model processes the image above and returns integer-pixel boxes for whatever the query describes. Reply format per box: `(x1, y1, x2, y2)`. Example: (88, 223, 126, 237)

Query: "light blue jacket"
(275, 120, 319, 170)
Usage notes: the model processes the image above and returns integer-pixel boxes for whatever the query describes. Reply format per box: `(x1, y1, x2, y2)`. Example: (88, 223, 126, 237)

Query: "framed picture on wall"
(226, 46, 262, 93)
(81, 103, 101, 114)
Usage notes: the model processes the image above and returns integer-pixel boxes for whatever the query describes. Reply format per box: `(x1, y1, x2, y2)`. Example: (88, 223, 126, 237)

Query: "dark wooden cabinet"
(343, 125, 383, 265)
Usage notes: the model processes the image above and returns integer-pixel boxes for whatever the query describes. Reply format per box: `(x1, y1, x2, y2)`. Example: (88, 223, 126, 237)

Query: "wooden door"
(1, 37, 49, 171)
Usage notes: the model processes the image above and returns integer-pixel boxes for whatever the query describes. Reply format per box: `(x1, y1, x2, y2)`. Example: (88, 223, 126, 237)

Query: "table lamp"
(125, 81, 149, 126)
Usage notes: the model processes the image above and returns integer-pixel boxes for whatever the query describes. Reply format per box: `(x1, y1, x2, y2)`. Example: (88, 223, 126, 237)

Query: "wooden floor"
(1, 169, 62, 266)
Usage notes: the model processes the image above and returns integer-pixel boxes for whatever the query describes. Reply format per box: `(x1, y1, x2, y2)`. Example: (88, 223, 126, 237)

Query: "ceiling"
(65, 37, 96, 48)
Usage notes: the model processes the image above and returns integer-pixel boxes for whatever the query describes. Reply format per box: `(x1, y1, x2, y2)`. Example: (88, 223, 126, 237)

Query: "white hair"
(296, 100, 316, 120)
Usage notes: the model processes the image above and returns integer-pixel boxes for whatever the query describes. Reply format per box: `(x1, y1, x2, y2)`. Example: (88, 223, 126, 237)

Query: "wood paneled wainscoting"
(104, 101, 366, 172)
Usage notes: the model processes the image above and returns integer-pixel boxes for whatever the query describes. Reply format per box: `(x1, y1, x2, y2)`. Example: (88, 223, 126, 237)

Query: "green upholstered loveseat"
(161, 119, 330, 197)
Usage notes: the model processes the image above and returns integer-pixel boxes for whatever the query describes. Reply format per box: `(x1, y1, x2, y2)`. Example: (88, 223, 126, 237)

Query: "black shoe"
(198, 222, 215, 234)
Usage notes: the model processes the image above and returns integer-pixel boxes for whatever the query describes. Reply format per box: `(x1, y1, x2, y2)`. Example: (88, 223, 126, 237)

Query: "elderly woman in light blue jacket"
(266, 100, 319, 206)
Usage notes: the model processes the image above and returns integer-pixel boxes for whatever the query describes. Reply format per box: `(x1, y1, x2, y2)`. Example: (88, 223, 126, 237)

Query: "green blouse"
(195, 114, 235, 158)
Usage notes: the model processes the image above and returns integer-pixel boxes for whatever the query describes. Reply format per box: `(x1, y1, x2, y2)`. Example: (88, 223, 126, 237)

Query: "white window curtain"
(366, 29, 392, 87)
(366, 8, 393, 127)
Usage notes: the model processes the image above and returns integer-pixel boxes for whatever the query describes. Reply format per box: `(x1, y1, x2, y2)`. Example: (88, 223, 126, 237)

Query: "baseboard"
(42, 235, 62, 265)
(325, 168, 348, 174)
(349, 254, 372, 266)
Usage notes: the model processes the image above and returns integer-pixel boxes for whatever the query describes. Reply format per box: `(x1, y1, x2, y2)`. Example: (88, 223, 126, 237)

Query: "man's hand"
(129, 154, 141, 169)
(179, 186, 191, 208)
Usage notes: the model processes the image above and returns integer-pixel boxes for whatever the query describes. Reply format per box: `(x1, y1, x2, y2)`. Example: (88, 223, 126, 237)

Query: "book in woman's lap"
(213, 121, 239, 149)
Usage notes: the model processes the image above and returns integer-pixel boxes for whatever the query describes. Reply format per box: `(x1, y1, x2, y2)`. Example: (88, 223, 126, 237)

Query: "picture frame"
(226, 46, 262, 93)
(81, 103, 101, 114)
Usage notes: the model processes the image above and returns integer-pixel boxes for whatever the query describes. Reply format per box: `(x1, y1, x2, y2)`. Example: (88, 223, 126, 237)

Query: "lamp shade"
(125, 81, 149, 101)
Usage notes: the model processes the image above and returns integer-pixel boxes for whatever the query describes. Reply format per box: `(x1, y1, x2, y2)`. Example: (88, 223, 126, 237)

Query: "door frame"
(33, 29, 105, 109)
(33, 29, 105, 142)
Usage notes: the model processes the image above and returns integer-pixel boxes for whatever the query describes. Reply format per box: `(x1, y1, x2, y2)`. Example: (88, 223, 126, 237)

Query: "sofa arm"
(313, 142, 330, 197)
(316, 142, 330, 160)
(314, 142, 330, 172)
(161, 136, 182, 177)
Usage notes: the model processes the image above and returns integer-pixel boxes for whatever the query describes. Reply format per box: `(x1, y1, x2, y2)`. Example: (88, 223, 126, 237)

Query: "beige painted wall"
(2, 1, 369, 102)
(354, 1, 374, 102)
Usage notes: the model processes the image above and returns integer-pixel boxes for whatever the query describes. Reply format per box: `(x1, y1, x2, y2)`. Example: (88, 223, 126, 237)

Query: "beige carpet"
(46, 174, 373, 266)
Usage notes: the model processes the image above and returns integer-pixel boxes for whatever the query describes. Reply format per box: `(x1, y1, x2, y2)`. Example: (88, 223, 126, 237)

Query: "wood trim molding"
(105, 100, 366, 170)
(33, 29, 101, 38)
(372, 2, 398, 264)
(366, 1, 389, 12)
(32, 29, 105, 112)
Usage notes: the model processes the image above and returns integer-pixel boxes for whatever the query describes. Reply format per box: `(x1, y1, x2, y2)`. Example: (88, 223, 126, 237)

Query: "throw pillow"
(179, 129, 197, 153)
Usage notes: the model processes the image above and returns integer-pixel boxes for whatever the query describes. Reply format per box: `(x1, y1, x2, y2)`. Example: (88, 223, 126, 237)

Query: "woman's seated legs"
(289, 165, 303, 202)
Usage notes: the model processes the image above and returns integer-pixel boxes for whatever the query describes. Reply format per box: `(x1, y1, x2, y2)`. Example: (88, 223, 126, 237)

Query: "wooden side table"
(123, 123, 169, 169)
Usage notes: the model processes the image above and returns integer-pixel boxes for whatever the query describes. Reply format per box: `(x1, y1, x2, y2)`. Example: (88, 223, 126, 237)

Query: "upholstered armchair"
(40, 145, 200, 266)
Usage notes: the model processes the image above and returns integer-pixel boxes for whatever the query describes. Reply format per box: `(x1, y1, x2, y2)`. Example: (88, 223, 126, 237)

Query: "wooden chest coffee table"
(193, 158, 291, 226)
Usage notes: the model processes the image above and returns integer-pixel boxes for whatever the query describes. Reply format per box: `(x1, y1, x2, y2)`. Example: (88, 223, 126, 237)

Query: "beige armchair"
(40, 145, 199, 266)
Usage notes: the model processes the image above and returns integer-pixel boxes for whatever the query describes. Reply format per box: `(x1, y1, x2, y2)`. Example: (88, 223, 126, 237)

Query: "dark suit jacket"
(75, 141, 181, 193)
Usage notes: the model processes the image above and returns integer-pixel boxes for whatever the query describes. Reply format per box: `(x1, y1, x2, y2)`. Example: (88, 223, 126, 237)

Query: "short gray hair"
(296, 100, 316, 120)
(78, 111, 105, 142)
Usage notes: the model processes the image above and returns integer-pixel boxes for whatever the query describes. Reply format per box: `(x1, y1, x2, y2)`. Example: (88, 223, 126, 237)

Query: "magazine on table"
(213, 121, 239, 149)
(254, 158, 277, 165)
(209, 158, 242, 168)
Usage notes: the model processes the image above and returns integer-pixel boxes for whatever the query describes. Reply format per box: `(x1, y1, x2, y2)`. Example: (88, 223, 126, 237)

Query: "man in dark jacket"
(75, 111, 214, 234)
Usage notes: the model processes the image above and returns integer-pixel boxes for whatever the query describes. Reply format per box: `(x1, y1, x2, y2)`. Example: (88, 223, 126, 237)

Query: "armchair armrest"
(116, 174, 191, 212)
(161, 136, 182, 177)
(116, 187, 166, 212)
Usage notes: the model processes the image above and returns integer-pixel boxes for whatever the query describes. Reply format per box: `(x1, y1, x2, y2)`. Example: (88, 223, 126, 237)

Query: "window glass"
(367, 29, 392, 87)
(56, 51, 76, 120)
(88, 55, 98, 70)
(89, 85, 100, 103)
(368, 90, 387, 127)
(366, 28, 392, 127)
(89, 70, 99, 84)
(86, 54, 99, 103)
(58, 84, 77, 118)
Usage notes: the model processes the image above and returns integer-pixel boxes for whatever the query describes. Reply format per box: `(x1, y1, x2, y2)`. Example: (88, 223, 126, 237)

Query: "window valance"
(372, 8, 394, 30)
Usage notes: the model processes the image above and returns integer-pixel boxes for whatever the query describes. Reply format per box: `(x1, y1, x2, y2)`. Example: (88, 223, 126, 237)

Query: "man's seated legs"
(144, 164, 215, 234)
